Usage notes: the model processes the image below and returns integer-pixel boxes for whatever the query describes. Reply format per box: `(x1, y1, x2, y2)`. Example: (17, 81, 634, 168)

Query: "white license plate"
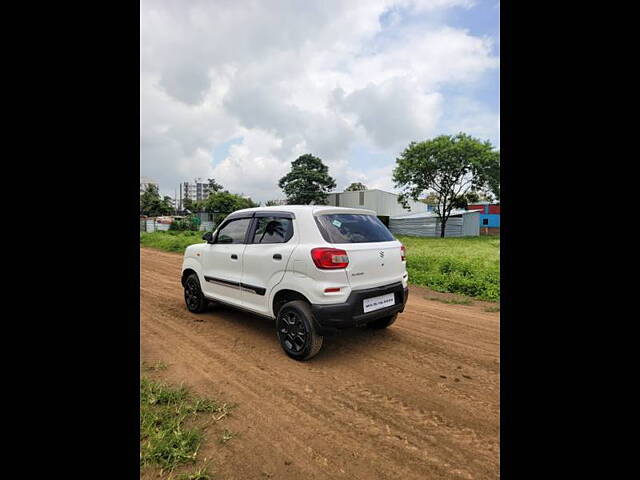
(363, 293, 395, 313)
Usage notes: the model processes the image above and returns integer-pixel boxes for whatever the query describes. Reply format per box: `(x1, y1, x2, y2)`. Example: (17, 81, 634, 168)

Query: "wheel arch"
(181, 258, 203, 287)
(181, 268, 198, 287)
(271, 288, 311, 317)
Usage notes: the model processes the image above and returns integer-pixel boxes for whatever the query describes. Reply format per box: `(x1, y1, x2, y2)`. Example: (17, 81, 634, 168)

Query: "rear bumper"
(311, 282, 409, 335)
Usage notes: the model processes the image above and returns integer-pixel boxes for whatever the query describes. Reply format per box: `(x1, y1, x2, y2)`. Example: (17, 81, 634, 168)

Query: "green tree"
(201, 191, 259, 227)
(160, 196, 174, 215)
(264, 199, 282, 206)
(278, 154, 336, 205)
(420, 191, 439, 205)
(140, 184, 174, 216)
(345, 182, 367, 191)
(206, 178, 223, 193)
(450, 191, 481, 210)
(182, 196, 195, 213)
(393, 133, 500, 237)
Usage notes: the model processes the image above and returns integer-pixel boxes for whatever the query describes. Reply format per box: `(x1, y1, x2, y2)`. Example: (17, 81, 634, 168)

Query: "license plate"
(363, 293, 395, 313)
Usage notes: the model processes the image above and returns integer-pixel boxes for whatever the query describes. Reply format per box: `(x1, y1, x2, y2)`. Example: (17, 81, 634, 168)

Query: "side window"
(215, 218, 252, 244)
(252, 217, 293, 244)
(482, 218, 489, 226)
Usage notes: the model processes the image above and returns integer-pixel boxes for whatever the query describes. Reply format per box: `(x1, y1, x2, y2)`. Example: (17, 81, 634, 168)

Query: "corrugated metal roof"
(390, 209, 478, 220)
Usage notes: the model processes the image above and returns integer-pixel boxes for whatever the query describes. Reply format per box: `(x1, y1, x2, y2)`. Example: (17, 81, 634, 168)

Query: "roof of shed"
(390, 209, 479, 220)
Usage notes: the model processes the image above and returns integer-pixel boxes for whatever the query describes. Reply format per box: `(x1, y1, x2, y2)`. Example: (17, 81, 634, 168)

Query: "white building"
(325, 189, 427, 217)
(140, 176, 158, 195)
(182, 178, 214, 203)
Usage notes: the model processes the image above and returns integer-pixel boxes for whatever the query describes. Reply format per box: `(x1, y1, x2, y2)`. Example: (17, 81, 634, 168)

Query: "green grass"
(398, 235, 500, 302)
(140, 377, 235, 477)
(140, 231, 500, 301)
(140, 230, 204, 253)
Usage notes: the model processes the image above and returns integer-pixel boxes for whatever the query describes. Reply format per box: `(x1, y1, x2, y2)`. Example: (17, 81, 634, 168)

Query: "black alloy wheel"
(184, 274, 207, 313)
(279, 311, 307, 354)
(276, 301, 323, 360)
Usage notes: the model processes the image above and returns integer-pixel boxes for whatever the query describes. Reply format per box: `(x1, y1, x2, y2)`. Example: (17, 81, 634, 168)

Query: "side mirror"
(202, 231, 213, 243)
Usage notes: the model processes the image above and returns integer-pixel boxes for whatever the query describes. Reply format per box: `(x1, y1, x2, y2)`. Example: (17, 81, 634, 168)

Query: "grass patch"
(398, 235, 500, 301)
(140, 230, 204, 253)
(426, 296, 473, 305)
(484, 305, 500, 312)
(140, 377, 235, 476)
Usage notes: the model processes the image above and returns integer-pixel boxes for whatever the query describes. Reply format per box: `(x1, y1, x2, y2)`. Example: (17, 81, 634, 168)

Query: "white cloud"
(140, 0, 499, 202)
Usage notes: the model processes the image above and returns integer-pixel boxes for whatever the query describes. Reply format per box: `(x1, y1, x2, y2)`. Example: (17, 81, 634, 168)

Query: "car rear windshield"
(314, 214, 395, 243)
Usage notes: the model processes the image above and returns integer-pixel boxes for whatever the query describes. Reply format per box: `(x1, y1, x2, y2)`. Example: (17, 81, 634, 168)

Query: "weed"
(484, 305, 500, 312)
(173, 464, 212, 480)
(140, 378, 235, 475)
(220, 429, 236, 444)
(142, 360, 169, 371)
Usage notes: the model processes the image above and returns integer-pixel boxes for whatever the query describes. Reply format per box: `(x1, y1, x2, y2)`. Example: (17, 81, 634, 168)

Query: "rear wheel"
(367, 313, 397, 329)
(184, 273, 208, 313)
(276, 300, 323, 361)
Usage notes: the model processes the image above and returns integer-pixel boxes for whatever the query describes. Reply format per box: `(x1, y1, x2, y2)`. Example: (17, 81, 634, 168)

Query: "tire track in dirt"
(140, 247, 500, 479)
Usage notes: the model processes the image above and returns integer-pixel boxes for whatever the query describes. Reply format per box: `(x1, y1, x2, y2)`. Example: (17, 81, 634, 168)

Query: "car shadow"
(200, 302, 398, 363)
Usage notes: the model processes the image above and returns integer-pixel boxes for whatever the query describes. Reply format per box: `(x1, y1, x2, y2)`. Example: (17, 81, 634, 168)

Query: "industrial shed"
(326, 189, 425, 217)
(388, 209, 480, 237)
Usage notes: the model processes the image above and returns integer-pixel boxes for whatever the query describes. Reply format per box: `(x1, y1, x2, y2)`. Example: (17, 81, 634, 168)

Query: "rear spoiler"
(312, 207, 377, 216)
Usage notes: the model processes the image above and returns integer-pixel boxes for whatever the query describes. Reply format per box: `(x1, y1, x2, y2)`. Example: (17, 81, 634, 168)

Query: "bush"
(169, 215, 200, 231)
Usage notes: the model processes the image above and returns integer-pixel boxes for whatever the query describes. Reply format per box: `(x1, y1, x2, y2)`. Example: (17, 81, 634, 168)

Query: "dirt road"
(141, 247, 500, 480)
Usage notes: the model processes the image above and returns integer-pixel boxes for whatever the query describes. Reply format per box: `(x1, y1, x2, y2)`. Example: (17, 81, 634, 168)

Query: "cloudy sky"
(140, 0, 499, 202)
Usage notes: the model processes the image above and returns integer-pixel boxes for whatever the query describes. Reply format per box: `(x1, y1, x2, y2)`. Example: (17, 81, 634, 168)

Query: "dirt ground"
(140, 247, 500, 480)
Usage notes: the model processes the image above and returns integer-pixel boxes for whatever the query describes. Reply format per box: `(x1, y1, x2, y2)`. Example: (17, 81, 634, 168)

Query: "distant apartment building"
(140, 176, 158, 195)
(182, 178, 214, 203)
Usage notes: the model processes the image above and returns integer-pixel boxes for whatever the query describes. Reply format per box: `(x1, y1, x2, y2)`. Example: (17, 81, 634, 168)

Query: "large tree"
(206, 178, 223, 193)
(201, 191, 259, 226)
(393, 133, 500, 237)
(345, 182, 367, 191)
(140, 184, 174, 216)
(278, 154, 336, 205)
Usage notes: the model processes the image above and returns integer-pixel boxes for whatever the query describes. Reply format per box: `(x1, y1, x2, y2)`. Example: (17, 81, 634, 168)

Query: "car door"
(241, 212, 298, 316)
(201, 216, 252, 307)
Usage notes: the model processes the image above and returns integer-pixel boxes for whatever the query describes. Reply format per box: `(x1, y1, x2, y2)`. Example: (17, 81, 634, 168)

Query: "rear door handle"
(231, 254, 238, 260)
(273, 253, 282, 260)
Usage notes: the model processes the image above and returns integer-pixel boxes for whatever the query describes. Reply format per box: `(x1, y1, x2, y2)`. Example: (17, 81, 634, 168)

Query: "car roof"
(232, 205, 376, 216)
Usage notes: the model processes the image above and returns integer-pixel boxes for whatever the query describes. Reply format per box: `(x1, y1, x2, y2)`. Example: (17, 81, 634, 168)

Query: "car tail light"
(400, 244, 406, 261)
(311, 248, 349, 269)
(324, 287, 341, 293)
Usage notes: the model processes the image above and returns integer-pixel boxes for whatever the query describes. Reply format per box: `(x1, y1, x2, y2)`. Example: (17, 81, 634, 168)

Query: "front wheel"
(276, 301, 323, 361)
(367, 313, 397, 329)
(184, 273, 208, 313)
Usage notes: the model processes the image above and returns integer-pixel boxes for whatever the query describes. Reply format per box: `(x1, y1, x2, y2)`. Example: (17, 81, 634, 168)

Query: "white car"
(181, 205, 409, 360)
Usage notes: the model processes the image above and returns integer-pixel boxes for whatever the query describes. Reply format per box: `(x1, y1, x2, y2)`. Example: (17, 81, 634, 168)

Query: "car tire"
(366, 313, 397, 329)
(276, 300, 323, 361)
(184, 273, 208, 313)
